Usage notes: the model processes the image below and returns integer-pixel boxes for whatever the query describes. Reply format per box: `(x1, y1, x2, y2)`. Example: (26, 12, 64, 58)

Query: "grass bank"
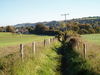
(0, 42, 61, 75)
(57, 41, 100, 75)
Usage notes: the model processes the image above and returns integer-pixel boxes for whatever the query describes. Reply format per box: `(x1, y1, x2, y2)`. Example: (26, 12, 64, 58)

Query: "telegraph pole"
(61, 13, 69, 22)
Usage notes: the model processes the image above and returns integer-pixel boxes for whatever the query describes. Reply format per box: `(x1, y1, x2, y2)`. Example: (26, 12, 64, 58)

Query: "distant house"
(15, 28, 29, 34)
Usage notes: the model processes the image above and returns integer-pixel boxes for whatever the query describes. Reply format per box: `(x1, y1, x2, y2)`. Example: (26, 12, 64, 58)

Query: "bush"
(88, 28, 95, 33)
(78, 29, 89, 34)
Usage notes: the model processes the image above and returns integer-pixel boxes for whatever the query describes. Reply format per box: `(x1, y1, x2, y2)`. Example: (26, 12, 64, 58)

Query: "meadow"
(0, 32, 53, 57)
(82, 34, 100, 74)
(82, 34, 100, 45)
(0, 33, 100, 75)
(0, 32, 53, 47)
(0, 32, 60, 75)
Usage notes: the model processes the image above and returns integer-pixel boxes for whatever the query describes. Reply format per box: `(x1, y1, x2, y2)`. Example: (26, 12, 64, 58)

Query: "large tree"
(0, 27, 3, 32)
(34, 23, 49, 32)
(6, 26, 15, 32)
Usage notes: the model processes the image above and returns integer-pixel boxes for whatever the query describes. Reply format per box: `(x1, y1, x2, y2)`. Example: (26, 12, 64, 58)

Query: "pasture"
(0, 32, 100, 75)
(82, 34, 100, 74)
(0, 32, 53, 47)
(82, 34, 100, 45)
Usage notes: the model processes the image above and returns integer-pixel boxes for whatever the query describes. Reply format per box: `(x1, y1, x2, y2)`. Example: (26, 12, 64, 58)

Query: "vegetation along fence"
(0, 37, 58, 61)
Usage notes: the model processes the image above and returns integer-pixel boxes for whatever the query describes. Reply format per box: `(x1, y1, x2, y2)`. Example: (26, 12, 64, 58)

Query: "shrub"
(78, 29, 89, 34)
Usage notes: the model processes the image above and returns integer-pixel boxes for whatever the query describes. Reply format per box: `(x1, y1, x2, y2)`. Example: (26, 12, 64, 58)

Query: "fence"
(0, 37, 58, 61)
(0, 37, 87, 61)
(75, 40, 87, 59)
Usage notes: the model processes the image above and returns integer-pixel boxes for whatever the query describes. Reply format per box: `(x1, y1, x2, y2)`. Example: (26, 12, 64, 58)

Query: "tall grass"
(0, 42, 61, 75)
(82, 34, 100, 73)
(57, 41, 100, 75)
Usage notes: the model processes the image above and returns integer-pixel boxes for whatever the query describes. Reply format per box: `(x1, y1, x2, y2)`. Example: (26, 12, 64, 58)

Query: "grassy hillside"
(0, 32, 53, 47)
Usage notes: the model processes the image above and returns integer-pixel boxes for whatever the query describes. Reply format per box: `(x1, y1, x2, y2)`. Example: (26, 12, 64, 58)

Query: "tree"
(88, 28, 95, 33)
(6, 26, 15, 32)
(95, 26, 100, 33)
(34, 23, 49, 32)
(59, 22, 66, 28)
(56, 30, 79, 45)
(71, 25, 80, 32)
(78, 29, 88, 34)
(0, 27, 3, 32)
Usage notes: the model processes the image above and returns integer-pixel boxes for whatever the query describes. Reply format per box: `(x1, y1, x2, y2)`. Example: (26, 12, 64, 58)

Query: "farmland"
(0, 32, 53, 47)
(0, 32, 100, 75)
(82, 34, 100, 45)
(82, 34, 100, 74)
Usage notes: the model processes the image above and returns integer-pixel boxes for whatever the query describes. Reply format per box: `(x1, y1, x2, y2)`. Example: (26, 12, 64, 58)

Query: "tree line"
(0, 21, 100, 35)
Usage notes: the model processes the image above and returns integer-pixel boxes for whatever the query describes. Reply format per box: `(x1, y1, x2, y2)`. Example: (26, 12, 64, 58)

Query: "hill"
(15, 16, 100, 27)
(15, 21, 60, 27)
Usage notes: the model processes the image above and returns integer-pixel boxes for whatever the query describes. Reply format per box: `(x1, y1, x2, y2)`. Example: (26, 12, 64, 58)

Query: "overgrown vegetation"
(57, 41, 99, 75)
(0, 42, 61, 75)
(82, 34, 100, 73)
(0, 31, 100, 75)
(56, 31, 100, 75)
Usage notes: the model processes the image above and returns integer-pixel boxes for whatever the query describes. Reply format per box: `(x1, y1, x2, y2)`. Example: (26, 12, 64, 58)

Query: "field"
(0, 32, 53, 57)
(82, 34, 100, 74)
(0, 32, 60, 75)
(0, 32, 53, 47)
(0, 33, 100, 75)
(82, 34, 100, 45)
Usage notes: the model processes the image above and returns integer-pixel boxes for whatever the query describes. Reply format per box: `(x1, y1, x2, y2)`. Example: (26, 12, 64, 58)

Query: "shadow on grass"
(53, 43, 100, 75)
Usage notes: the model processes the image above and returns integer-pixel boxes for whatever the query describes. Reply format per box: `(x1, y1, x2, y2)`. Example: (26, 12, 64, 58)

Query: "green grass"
(56, 34, 100, 75)
(0, 42, 61, 75)
(0, 32, 53, 47)
(82, 34, 100, 45)
(82, 34, 100, 74)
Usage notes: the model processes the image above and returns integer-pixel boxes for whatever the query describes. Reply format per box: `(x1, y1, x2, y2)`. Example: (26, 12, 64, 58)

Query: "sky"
(0, 0, 100, 26)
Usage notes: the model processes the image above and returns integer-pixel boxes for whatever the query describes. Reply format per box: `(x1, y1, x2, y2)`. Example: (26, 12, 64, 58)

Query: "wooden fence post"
(48, 39, 50, 44)
(20, 44, 24, 61)
(83, 43, 86, 59)
(53, 38, 55, 42)
(50, 38, 53, 43)
(32, 42, 36, 55)
(44, 39, 46, 47)
(54, 38, 57, 42)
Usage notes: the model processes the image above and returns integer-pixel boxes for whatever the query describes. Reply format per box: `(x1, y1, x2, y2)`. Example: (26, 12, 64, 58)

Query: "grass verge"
(0, 42, 61, 75)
